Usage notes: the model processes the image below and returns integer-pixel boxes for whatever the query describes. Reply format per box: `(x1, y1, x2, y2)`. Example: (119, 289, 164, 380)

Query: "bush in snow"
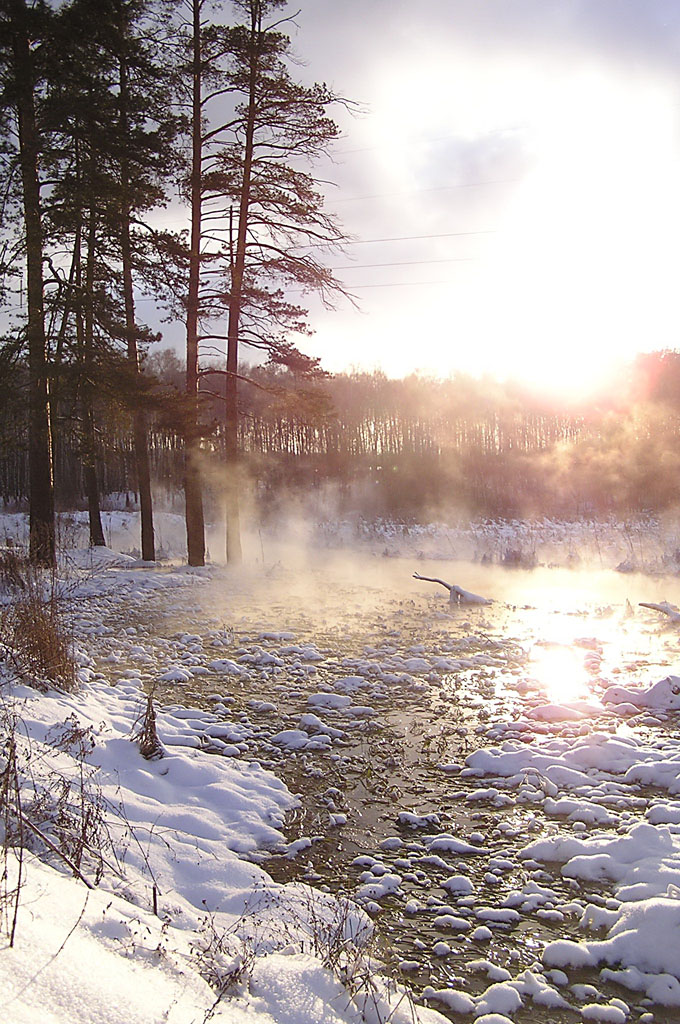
(0, 551, 75, 691)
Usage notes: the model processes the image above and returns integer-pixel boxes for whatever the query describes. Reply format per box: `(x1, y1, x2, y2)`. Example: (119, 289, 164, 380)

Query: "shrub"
(0, 551, 76, 691)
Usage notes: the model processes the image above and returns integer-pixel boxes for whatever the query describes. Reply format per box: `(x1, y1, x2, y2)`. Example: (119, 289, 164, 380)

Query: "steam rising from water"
(185, 527, 680, 714)
(203, 499, 680, 577)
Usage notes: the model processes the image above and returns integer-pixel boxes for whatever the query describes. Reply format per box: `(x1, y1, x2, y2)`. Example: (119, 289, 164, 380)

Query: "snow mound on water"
(603, 675, 680, 711)
(545, 898, 680, 1005)
(523, 821, 680, 898)
(528, 824, 680, 1002)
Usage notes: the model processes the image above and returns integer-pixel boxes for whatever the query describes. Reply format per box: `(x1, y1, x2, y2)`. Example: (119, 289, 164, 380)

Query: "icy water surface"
(90, 557, 680, 1022)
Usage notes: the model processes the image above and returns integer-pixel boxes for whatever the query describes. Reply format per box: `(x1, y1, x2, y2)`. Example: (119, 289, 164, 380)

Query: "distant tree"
(0, 0, 56, 566)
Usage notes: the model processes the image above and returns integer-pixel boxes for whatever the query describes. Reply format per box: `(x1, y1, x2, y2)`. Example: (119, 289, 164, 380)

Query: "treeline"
(209, 352, 680, 519)
(3, 351, 680, 523)
(0, 0, 347, 565)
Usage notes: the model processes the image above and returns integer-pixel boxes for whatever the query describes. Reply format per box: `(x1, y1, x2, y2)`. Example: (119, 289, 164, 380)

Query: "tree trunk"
(224, 3, 262, 565)
(82, 203, 105, 547)
(119, 42, 155, 561)
(10, 0, 55, 567)
(49, 233, 80, 496)
(184, 0, 205, 566)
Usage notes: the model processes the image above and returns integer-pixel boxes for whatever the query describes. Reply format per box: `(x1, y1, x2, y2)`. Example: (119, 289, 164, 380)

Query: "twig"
(18, 813, 95, 889)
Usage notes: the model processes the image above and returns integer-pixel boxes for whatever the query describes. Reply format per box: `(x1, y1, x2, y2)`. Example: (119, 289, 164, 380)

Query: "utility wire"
(325, 178, 521, 205)
(291, 279, 455, 293)
(350, 280, 453, 289)
(328, 256, 478, 271)
(303, 228, 496, 249)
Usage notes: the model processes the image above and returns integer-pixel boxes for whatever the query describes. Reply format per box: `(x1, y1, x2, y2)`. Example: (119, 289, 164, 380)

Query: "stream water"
(97, 556, 680, 1021)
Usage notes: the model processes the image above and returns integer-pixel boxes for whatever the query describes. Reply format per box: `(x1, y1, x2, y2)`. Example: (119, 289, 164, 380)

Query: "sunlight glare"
(335, 56, 680, 394)
(473, 69, 680, 398)
(530, 643, 590, 704)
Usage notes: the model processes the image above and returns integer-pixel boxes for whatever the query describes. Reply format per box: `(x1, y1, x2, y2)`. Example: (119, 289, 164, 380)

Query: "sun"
(470, 68, 680, 400)
(312, 55, 680, 396)
(530, 642, 590, 704)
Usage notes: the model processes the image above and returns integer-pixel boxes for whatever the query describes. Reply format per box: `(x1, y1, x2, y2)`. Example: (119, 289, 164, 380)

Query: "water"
(103, 556, 680, 1021)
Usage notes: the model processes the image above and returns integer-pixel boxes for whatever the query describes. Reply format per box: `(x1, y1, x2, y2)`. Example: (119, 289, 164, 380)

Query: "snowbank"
(0, 554, 447, 1024)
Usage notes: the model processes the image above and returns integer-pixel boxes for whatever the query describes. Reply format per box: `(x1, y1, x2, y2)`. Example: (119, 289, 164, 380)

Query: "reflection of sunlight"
(530, 643, 590, 704)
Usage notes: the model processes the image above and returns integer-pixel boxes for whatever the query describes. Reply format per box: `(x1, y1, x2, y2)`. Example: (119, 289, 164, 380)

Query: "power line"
(326, 178, 521, 205)
(335, 280, 454, 290)
(329, 256, 478, 271)
(289, 278, 457, 294)
(304, 228, 496, 249)
(351, 228, 495, 245)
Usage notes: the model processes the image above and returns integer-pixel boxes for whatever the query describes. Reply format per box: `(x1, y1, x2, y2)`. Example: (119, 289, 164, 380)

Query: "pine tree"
(220, 0, 349, 561)
(108, 0, 181, 561)
(181, 0, 351, 563)
(0, 0, 56, 566)
(43, 0, 181, 554)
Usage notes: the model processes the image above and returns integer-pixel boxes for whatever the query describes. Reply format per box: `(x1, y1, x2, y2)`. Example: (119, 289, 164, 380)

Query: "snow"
(603, 675, 680, 710)
(10, 508, 680, 1022)
(581, 1005, 627, 1023)
(307, 692, 353, 710)
(421, 986, 476, 1013)
(441, 874, 474, 894)
(475, 982, 523, 1015)
(3, 855, 222, 1024)
(2, 851, 441, 1024)
(0, 526, 456, 1024)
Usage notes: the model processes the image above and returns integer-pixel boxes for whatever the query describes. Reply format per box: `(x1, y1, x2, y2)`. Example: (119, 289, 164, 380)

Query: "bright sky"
(278, 0, 680, 400)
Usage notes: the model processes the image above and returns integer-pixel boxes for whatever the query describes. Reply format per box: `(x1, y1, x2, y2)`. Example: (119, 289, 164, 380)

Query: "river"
(95, 554, 680, 1022)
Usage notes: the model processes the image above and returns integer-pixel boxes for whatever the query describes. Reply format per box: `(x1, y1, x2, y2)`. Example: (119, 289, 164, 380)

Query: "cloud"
(293, 0, 680, 125)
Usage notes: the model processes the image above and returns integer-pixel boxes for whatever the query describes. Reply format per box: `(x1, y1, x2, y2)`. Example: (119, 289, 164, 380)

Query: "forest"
(2, 347, 680, 527)
(0, 0, 351, 566)
(2, 0, 680, 570)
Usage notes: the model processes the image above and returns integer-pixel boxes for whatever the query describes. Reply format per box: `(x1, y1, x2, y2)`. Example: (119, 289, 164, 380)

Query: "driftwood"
(639, 601, 680, 622)
(412, 573, 492, 605)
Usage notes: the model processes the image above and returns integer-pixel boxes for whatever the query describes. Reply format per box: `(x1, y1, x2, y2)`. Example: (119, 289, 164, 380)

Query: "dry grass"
(0, 550, 76, 691)
(133, 692, 165, 760)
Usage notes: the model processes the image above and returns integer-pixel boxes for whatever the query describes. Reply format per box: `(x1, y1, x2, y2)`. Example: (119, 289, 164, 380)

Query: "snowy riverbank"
(6, 512, 680, 1022)
(0, 556, 447, 1024)
(1, 507, 679, 572)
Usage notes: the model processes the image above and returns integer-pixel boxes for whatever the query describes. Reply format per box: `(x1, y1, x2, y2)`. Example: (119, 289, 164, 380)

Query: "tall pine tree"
(180, 0, 351, 563)
(223, 0, 348, 561)
(44, 0, 181, 554)
(0, 0, 56, 566)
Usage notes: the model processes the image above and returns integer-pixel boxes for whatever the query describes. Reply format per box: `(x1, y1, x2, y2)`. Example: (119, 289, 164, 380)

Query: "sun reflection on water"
(529, 642, 591, 704)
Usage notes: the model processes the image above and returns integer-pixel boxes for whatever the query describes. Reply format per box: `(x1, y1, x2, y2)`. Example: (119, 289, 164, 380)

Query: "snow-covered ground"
(0, 554, 447, 1024)
(5, 510, 680, 1023)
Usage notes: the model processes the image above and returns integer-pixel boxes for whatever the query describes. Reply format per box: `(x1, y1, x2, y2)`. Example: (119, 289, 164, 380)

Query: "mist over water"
(202, 510, 680, 634)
